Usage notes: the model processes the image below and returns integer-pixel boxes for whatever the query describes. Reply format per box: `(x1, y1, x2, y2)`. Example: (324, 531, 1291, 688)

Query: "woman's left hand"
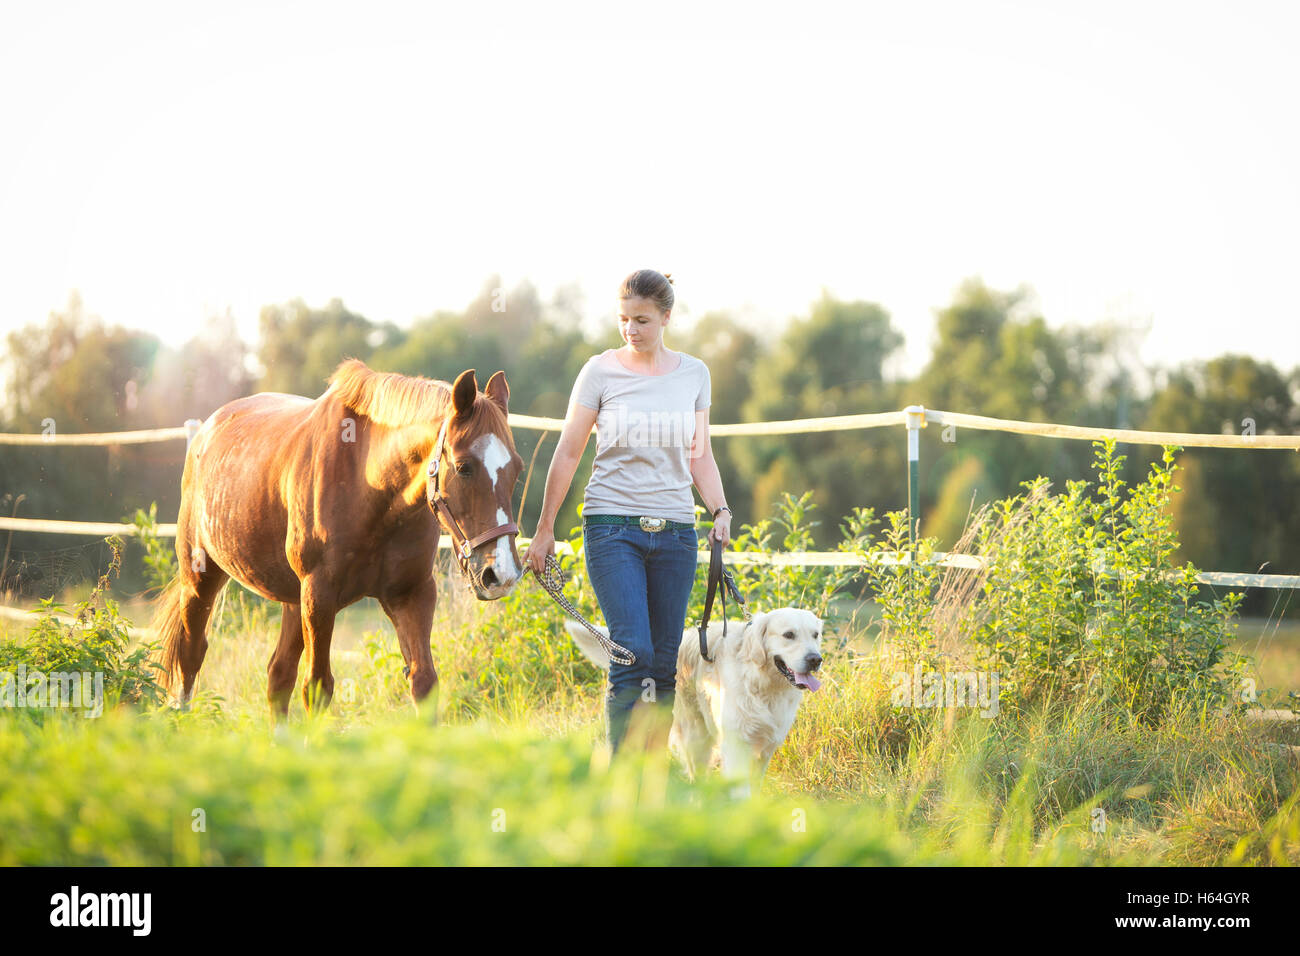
(709, 511, 732, 547)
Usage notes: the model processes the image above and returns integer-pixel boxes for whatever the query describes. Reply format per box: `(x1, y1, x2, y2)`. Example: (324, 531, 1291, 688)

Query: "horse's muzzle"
(473, 562, 519, 599)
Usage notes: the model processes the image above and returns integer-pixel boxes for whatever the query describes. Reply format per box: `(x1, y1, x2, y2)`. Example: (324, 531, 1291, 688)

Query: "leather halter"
(425, 415, 518, 579)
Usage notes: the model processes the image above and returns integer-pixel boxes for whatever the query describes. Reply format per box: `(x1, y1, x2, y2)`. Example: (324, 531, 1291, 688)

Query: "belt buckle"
(639, 516, 666, 533)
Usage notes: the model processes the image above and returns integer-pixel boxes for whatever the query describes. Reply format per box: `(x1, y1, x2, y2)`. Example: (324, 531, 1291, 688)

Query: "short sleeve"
(695, 361, 711, 411)
(570, 356, 603, 411)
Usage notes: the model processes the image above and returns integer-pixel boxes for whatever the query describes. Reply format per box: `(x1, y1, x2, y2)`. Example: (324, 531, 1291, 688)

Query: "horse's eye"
(783, 631, 795, 640)
(455, 461, 474, 477)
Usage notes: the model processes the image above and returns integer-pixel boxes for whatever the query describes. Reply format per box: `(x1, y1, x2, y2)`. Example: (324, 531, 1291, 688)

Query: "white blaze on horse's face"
(466, 432, 523, 595)
(472, 433, 513, 491)
(492, 507, 518, 587)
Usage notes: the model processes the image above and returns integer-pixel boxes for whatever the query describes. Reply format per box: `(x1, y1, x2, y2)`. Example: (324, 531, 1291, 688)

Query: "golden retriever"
(564, 607, 824, 793)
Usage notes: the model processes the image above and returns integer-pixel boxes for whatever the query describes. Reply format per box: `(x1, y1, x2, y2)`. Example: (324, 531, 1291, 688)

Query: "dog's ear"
(740, 612, 769, 668)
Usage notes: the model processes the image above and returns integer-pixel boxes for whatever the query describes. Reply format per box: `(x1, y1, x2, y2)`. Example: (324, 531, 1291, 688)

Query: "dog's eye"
(783, 631, 795, 640)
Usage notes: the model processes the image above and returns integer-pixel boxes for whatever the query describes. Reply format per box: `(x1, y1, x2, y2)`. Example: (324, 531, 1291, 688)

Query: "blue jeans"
(583, 520, 700, 753)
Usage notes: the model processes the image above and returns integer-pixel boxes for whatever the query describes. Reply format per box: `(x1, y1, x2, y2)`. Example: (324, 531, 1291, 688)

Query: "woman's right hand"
(523, 526, 556, 575)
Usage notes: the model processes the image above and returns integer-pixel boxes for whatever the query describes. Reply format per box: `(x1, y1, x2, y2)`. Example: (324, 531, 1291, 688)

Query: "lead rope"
(527, 553, 636, 666)
(698, 536, 753, 662)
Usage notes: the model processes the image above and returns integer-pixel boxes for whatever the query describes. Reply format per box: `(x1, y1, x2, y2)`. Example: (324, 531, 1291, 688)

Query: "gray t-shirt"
(569, 349, 712, 523)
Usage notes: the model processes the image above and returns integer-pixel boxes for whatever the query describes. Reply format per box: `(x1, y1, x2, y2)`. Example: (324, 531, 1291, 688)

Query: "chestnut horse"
(152, 359, 524, 717)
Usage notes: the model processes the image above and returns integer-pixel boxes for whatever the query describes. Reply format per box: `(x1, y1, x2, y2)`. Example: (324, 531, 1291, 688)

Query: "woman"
(524, 269, 733, 754)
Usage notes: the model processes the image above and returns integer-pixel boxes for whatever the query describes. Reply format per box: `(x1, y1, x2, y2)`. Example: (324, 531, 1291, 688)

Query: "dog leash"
(527, 553, 637, 666)
(698, 535, 751, 662)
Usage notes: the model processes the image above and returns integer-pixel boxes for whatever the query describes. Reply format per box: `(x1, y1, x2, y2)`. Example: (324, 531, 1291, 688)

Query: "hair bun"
(662, 272, 674, 285)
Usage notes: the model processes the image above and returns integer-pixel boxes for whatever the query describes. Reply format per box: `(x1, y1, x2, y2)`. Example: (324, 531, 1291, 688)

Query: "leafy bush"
(854, 508, 948, 665)
(860, 440, 1249, 724)
(0, 538, 165, 719)
(969, 441, 1249, 722)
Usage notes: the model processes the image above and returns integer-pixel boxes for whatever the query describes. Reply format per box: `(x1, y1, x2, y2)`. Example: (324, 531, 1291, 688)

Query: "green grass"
(0, 697, 1179, 867)
(0, 709, 989, 866)
(1, 600, 1296, 866)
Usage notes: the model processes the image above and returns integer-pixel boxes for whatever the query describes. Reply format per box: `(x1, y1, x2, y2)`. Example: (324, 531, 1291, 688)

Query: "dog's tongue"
(794, 672, 821, 692)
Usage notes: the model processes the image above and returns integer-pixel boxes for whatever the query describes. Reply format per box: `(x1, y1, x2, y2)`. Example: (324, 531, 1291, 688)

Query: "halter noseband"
(425, 416, 519, 579)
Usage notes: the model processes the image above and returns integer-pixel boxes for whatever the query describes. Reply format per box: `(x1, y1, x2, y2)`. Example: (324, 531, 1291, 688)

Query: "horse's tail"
(151, 575, 186, 694)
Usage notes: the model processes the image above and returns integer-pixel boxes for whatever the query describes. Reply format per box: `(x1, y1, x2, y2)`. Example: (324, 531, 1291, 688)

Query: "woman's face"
(618, 296, 669, 351)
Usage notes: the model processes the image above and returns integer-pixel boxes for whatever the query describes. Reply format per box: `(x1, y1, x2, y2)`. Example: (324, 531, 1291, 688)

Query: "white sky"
(1, 0, 1297, 379)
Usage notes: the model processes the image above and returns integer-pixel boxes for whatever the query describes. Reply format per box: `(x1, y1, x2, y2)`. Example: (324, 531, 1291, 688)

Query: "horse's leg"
(266, 603, 304, 719)
(176, 562, 230, 707)
(157, 504, 229, 707)
(379, 576, 438, 715)
(299, 576, 337, 713)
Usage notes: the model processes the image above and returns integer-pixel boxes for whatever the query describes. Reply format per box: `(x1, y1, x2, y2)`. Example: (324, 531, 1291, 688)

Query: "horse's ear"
(485, 371, 509, 414)
(452, 369, 478, 419)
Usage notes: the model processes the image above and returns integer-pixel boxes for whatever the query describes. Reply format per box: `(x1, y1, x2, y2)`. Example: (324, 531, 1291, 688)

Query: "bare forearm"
(691, 452, 728, 515)
(535, 450, 583, 532)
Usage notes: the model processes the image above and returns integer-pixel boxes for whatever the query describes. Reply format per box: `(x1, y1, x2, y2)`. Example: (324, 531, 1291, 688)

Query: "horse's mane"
(325, 358, 506, 435)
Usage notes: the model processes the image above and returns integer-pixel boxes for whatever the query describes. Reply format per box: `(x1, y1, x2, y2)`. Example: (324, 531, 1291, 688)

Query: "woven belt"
(584, 514, 695, 532)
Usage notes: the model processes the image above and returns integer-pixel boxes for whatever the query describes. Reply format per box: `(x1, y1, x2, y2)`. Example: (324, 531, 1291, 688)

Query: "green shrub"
(967, 440, 1248, 722)
(0, 538, 165, 719)
(842, 440, 1250, 727)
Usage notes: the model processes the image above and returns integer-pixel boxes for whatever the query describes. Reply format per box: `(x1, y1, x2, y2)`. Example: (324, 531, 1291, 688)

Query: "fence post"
(904, 406, 926, 565)
(184, 419, 202, 452)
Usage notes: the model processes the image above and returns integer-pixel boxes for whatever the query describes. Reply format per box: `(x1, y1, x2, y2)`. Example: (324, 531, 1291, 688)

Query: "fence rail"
(0, 517, 179, 537)
(922, 409, 1300, 450)
(0, 426, 189, 446)
(8, 408, 1298, 446)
